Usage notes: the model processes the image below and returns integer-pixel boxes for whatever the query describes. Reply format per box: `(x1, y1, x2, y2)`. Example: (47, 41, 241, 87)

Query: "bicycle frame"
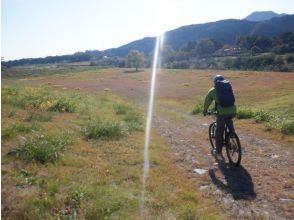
(207, 111, 242, 166)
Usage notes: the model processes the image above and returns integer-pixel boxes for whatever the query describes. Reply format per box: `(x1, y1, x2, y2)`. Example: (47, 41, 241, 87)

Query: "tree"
(126, 50, 145, 71)
(195, 38, 222, 57)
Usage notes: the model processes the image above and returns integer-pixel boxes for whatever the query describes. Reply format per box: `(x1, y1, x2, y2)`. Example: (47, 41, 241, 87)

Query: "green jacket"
(203, 87, 237, 116)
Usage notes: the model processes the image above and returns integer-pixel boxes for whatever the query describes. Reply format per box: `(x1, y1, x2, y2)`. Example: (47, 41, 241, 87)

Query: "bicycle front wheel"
(226, 133, 242, 167)
(208, 122, 216, 151)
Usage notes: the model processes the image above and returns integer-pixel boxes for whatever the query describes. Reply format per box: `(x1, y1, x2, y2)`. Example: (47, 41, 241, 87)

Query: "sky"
(2, 0, 294, 60)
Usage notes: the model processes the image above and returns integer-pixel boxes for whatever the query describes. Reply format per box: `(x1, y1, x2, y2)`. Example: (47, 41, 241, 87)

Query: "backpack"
(215, 80, 235, 107)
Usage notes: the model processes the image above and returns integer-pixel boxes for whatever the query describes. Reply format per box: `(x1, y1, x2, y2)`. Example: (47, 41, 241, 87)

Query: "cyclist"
(202, 75, 237, 157)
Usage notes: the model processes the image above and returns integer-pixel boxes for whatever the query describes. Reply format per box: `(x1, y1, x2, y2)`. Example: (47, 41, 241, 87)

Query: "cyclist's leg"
(216, 116, 225, 154)
(226, 115, 235, 134)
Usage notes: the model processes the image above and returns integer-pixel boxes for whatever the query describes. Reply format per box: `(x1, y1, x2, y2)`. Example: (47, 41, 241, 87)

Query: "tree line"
(2, 32, 294, 72)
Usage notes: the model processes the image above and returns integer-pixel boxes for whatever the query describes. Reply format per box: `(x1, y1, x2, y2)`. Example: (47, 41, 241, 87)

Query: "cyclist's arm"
(203, 88, 214, 113)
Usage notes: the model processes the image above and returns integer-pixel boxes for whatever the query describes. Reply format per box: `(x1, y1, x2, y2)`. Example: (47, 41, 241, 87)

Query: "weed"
(16, 169, 37, 188)
(1, 87, 19, 105)
(113, 103, 129, 115)
(84, 188, 125, 219)
(181, 191, 199, 204)
(123, 111, 143, 131)
(46, 181, 59, 196)
(2, 123, 40, 140)
(236, 107, 294, 135)
(236, 107, 255, 119)
(66, 189, 85, 209)
(82, 121, 124, 140)
(1, 127, 16, 140)
(178, 203, 198, 220)
(8, 134, 71, 163)
(113, 102, 143, 131)
(254, 110, 274, 123)
(123, 111, 142, 124)
(25, 111, 52, 122)
(48, 97, 76, 113)
(31, 197, 54, 213)
(192, 104, 203, 115)
(2, 86, 78, 113)
(14, 123, 36, 133)
(8, 111, 15, 118)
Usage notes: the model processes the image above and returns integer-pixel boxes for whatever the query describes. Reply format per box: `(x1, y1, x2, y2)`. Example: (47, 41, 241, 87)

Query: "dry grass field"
(2, 66, 294, 219)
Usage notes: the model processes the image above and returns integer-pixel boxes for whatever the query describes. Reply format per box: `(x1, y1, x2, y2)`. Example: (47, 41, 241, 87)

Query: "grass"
(82, 121, 124, 140)
(280, 120, 294, 134)
(2, 66, 294, 219)
(8, 133, 72, 163)
(191, 104, 294, 135)
(235, 107, 294, 135)
(113, 102, 143, 131)
(192, 103, 203, 115)
(2, 82, 220, 219)
(2, 86, 78, 113)
(1, 123, 40, 140)
(113, 103, 130, 115)
(25, 111, 52, 122)
(123, 111, 143, 131)
(236, 106, 255, 119)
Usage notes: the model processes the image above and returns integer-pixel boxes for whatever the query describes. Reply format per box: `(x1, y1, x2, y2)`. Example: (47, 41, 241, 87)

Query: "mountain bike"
(208, 111, 242, 167)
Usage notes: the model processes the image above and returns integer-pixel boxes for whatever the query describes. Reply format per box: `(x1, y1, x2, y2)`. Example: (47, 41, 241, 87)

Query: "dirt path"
(153, 107, 293, 219)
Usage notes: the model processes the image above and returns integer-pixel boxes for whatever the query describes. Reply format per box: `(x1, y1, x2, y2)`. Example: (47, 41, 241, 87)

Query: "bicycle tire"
(226, 132, 242, 167)
(208, 122, 216, 151)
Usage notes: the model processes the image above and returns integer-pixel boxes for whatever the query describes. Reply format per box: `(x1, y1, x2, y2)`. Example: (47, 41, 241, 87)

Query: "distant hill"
(104, 37, 155, 57)
(244, 11, 287, 22)
(105, 15, 294, 56)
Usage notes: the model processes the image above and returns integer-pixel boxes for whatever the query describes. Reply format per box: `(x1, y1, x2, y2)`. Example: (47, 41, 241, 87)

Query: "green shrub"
(8, 134, 71, 163)
(82, 121, 124, 140)
(48, 97, 76, 113)
(280, 120, 294, 135)
(236, 107, 255, 119)
(254, 110, 274, 123)
(236, 107, 294, 135)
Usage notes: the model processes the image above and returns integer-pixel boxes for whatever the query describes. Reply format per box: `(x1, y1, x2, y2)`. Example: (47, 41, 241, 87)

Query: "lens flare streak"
(141, 35, 163, 215)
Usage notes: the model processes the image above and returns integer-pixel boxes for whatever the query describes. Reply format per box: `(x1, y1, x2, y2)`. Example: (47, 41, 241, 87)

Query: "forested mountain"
(107, 14, 294, 56)
(3, 13, 294, 67)
(244, 11, 287, 22)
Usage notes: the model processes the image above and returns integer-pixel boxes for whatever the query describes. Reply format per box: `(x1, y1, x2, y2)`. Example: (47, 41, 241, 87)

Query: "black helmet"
(214, 75, 225, 84)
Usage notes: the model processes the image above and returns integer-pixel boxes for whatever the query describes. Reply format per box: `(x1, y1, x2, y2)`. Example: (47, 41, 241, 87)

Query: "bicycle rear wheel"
(226, 132, 242, 167)
(208, 122, 216, 152)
